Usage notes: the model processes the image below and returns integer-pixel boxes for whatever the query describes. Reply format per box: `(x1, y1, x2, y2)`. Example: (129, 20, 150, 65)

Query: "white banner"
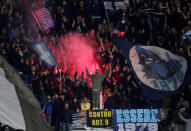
(0, 68, 26, 130)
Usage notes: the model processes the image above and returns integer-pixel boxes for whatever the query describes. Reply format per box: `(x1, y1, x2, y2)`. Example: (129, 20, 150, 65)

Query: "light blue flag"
(32, 40, 57, 68)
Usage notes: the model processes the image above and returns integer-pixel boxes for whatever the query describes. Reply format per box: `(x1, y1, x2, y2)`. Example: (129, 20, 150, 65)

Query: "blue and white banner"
(114, 0, 126, 10)
(113, 109, 160, 131)
(182, 30, 191, 40)
(115, 39, 191, 100)
(32, 40, 57, 68)
(104, 0, 127, 10)
(104, 1, 113, 10)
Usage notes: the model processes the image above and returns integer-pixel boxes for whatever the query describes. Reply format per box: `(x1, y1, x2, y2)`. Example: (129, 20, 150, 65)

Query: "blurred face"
(180, 107, 186, 111)
(123, 66, 127, 71)
(77, 16, 81, 21)
(2, 28, 6, 34)
(8, 16, 13, 22)
(15, 11, 19, 17)
(108, 92, 112, 97)
(65, 103, 69, 109)
(103, 19, 107, 24)
(54, 94, 59, 99)
(84, 98, 88, 103)
(80, 1, 84, 6)
(131, 27, 135, 33)
(180, 97, 184, 102)
(31, 66, 35, 72)
(89, 29, 95, 36)
(63, 1, 67, 5)
(60, 95, 64, 100)
(47, 96, 51, 100)
(74, 98, 77, 102)
(95, 69, 99, 74)
(161, 114, 165, 120)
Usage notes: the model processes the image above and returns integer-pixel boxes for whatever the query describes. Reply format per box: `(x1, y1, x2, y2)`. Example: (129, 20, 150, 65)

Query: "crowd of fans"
(0, 0, 191, 131)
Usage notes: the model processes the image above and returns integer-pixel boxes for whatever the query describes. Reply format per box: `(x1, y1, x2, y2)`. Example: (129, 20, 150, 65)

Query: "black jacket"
(70, 101, 81, 113)
(60, 109, 72, 123)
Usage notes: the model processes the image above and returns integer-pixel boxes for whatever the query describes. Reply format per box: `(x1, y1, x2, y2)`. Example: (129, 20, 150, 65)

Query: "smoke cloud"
(47, 32, 102, 79)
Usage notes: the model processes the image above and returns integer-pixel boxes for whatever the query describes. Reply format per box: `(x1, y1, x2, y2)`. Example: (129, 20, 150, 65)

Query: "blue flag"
(104, 0, 127, 10)
(32, 40, 57, 68)
(115, 39, 191, 100)
(104, 1, 113, 10)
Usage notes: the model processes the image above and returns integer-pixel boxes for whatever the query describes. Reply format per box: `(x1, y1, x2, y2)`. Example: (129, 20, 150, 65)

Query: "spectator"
(60, 103, 72, 131)
(60, 94, 67, 111)
(171, 105, 190, 131)
(158, 113, 169, 131)
(177, 96, 190, 110)
(104, 91, 115, 110)
(0, 123, 6, 131)
(178, 111, 191, 131)
(86, 67, 111, 109)
(70, 98, 81, 113)
(81, 97, 90, 111)
(43, 95, 54, 127)
(52, 94, 61, 131)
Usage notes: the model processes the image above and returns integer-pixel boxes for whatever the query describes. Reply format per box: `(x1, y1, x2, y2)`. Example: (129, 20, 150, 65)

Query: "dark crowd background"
(0, 0, 191, 131)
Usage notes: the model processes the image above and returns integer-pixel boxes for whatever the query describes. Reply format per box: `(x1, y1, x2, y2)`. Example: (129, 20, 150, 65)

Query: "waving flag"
(104, 0, 127, 10)
(104, 1, 113, 10)
(114, 0, 126, 10)
(115, 39, 191, 100)
(0, 67, 25, 130)
(32, 40, 57, 68)
(32, 8, 54, 33)
(0, 56, 51, 131)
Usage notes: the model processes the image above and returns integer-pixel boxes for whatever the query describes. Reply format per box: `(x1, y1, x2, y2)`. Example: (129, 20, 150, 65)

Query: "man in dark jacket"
(60, 103, 72, 131)
(86, 67, 111, 109)
(104, 91, 115, 110)
(70, 98, 81, 113)
(158, 113, 169, 131)
(52, 94, 61, 131)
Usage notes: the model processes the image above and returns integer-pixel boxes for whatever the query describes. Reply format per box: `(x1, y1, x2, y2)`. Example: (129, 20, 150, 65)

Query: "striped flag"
(31, 8, 54, 33)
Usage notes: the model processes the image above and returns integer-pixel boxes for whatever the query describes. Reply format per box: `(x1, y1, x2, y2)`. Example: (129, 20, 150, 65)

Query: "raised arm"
(86, 68, 93, 78)
(103, 65, 112, 78)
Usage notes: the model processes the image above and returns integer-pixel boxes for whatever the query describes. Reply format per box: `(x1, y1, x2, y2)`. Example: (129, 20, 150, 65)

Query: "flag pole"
(102, 1, 112, 32)
(57, 66, 62, 94)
